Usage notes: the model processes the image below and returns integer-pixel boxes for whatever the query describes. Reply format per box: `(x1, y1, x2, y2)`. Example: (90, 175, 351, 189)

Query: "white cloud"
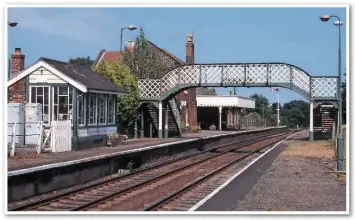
(7, 7, 107, 43)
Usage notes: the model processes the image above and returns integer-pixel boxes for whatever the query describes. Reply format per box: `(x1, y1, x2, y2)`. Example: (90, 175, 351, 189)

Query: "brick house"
(95, 35, 200, 132)
(95, 34, 255, 136)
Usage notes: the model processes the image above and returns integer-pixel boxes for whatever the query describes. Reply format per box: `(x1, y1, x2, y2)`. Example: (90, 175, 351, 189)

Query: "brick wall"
(175, 34, 197, 127)
(8, 48, 27, 103)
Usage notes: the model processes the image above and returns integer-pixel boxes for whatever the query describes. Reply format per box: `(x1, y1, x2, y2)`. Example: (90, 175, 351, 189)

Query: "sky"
(7, 6, 347, 105)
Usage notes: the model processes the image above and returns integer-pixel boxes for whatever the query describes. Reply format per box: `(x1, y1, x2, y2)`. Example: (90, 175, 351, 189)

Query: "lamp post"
(8, 21, 18, 78)
(120, 25, 137, 52)
(319, 14, 344, 172)
(8, 21, 18, 27)
(271, 87, 280, 126)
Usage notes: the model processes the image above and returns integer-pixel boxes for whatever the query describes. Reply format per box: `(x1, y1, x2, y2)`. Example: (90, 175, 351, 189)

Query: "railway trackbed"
(8, 130, 297, 211)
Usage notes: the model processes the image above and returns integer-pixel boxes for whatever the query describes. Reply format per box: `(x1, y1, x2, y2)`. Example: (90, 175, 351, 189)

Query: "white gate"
(51, 120, 72, 152)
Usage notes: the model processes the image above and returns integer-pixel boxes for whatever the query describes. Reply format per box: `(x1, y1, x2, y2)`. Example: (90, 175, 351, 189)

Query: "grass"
(281, 141, 334, 159)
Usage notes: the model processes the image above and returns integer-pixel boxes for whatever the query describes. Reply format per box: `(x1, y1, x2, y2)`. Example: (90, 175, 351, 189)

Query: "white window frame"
(98, 94, 107, 125)
(52, 86, 73, 124)
(77, 93, 86, 126)
(88, 93, 98, 126)
(107, 94, 116, 125)
(29, 85, 51, 125)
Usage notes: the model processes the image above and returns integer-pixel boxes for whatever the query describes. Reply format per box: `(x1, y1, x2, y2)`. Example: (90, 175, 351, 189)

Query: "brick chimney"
(185, 34, 197, 127)
(11, 48, 25, 75)
(186, 34, 194, 64)
(8, 48, 27, 103)
(126, 40, 135, 53)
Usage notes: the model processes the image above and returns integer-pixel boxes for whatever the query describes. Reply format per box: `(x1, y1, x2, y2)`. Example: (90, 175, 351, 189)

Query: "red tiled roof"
(161, 49, 185, 65)
(95, 41, 185, 66)
(102, 51, 122, 62)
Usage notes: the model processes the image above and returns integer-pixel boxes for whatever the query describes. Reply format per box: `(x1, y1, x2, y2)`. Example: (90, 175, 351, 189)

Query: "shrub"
(181, 120, 187, 133)
(209, 124, 216, 131)
(190, 126, 200, 133)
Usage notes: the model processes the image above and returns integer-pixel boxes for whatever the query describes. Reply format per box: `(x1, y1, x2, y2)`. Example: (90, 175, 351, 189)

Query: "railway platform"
(8, 129, 240, 172)
(8, 126, 284, 204)
(190, 129, 347, 212)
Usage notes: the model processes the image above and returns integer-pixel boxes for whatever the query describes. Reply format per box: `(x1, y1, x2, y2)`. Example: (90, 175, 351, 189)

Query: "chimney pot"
(11, 48, 25, 76)
(125, 40, 135, 52)
(187, 33, 193, 43)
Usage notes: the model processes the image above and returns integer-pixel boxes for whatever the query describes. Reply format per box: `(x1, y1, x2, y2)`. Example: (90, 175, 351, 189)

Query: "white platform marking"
(188, 130, 303, 212)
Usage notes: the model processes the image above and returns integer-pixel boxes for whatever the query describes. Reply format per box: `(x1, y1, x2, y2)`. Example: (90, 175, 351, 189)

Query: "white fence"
(51, 120, 72, 152)
(7, 120, 72, 157)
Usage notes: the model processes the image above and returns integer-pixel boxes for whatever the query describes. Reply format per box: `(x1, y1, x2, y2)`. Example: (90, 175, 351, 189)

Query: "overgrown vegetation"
(122, 28, 172, 79)
(93, 61, 140, 135)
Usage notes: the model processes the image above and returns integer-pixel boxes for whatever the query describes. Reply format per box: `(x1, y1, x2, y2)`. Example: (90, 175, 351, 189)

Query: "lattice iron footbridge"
(138, 62, 338, 101)
(137, 62, 339, 139)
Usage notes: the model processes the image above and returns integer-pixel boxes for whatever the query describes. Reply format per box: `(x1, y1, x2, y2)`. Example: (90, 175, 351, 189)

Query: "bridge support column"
(236, 109, 239, 126)
(219, 106, 222, 131)
(134, 119, 138, 139)
(140, 109, 144, 138)
(309, 100, 314, 142)
(227, 108, 231, 127)
(164, 102, 169, 138)
(158, 101, 163, 139)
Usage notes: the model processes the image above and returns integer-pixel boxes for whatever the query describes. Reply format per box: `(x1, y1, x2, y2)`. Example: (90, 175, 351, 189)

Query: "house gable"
(28, 66, 67, 84)
(8, 60, 87, 93)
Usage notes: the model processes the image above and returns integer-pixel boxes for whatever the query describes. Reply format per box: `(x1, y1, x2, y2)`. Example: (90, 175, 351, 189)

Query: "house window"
(88, 94, 97, 125)
(77, 92, 86, 126)
(30, 86, 50, 124)
(107, 94, 116, 124)
(53, 86, 73, 123)
(98, 94, 107, 124)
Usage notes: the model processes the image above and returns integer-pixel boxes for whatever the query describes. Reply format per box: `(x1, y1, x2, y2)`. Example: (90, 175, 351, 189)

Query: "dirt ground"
(235, 135, 347, 211)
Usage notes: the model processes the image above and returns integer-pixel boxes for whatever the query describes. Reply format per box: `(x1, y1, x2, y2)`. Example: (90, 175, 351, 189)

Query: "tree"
(93, 60, 140, 134)
(341, 71, 346, 124)
(68, 56, 94, 67)
(281, 100, 309, 127)
(249, 93, 272, 117)
(271, 102, 282, 114)
(122, 28, 172, 79)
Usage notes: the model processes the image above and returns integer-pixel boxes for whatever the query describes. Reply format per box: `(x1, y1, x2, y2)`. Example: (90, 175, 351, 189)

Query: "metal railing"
(7, 121, 45, 157)
(169, 98, 182, 134)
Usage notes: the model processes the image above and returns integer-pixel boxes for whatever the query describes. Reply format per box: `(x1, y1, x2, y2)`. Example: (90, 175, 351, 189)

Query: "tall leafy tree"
(249, 93, 273, 120)
(93, 61, 140, 134)
(122, 28, 171, 79)
(281, 100, 310, 127)
(68, 56, 94, 67)
(271, 102, 282, 114)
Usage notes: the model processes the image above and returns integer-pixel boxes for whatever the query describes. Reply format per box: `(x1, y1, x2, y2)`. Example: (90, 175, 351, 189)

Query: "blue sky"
(7, 7, 347, 105)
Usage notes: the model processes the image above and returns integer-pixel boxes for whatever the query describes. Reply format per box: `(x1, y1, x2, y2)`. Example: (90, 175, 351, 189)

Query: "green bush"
(190, 126, 199, 133)
(181, 120, 187, 133)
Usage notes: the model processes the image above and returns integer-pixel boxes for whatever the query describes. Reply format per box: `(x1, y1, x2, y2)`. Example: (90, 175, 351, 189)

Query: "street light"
(8, 21, 18, 27)
(120, 25, 137, 52)
(271, 87, 280, 126)
(8, 21, 18, 78)
(319, 14, 344, 172)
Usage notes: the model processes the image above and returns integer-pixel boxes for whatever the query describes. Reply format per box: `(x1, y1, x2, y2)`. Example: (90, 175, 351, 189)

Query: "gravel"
(235, 143, 347, 211)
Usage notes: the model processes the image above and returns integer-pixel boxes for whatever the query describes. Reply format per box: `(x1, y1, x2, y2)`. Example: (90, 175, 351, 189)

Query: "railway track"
(143, 133, 291, 211)
(9, 130, 295, 211)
